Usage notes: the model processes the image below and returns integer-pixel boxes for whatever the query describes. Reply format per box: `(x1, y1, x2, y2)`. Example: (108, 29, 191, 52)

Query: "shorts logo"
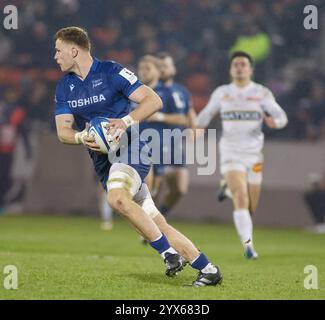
(252, 163, 263, 173)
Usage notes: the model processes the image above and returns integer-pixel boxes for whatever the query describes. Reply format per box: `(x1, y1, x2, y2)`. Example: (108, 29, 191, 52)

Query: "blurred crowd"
(0, 0, 324, 141)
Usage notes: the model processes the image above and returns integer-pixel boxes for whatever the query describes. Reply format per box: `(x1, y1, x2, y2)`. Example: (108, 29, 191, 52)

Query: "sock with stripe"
(190, 253, 218, 273)
(150, 234, 177, 259)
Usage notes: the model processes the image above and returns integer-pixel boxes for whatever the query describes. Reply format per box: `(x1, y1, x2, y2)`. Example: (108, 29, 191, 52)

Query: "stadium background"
(1, 0, 325, 227)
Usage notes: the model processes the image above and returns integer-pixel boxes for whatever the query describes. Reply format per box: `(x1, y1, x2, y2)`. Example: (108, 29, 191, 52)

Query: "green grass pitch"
(0, 215, 324, 300)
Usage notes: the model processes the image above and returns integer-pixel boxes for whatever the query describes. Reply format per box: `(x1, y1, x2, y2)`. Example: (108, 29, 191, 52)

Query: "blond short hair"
(54, 26, 91, 51)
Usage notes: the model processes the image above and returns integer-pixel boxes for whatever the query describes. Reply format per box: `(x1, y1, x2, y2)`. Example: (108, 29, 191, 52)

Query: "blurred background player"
(135, 54, 168, 243)
(197, 51, 288, 259)
(304, 170, 325, 234)
(136, 55, 169, 189)
(136, 56, 191, 251)
(98, 184, 114, 231)
(148, 52, 197, 216)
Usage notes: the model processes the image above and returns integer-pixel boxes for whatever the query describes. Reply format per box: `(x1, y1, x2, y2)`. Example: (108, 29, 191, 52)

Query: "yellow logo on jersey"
(221, 94, 233, 101)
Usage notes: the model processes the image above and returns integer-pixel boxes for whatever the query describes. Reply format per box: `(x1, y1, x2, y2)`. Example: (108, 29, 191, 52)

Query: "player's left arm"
(187, 106, 198, 130)
(147, 112, 190, 126)
(262, 88, 288, 129)
(106, 64, 163, 136)
(147, 89, 195, 127)
(128, 85, 163, 122)
(107, 84, 162, 134)
(147, 102, 197, 128)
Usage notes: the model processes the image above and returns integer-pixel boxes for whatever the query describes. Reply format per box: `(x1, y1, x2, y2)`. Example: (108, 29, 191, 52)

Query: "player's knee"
(249, 204, 257, 215)
(238, 195, 249, 208)
(176, 171, 189, 195)
(232, 188, 249, 208)
(176, 183, 188, 196)
(107, 192, 129, 215)
(172, 187, 183, 199)
(170, 183, 187, 199)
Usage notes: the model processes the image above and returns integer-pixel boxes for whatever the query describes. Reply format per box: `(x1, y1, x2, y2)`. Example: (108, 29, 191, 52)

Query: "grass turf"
(0, 215, 324, 300)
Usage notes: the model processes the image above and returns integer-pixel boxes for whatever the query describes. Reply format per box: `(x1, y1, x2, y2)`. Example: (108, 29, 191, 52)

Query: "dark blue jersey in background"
(124, 79, 192, 176)
(153, 81, 191, 175)
(137, 81, 171, 133)
(166, 82, 191, 129)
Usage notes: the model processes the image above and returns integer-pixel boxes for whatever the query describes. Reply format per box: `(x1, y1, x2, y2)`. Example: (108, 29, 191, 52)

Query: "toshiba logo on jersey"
(67, 94, 106, 108)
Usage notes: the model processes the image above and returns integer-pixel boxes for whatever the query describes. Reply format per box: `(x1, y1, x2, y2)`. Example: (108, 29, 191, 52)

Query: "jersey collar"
(72, 57, 100, 83)
(90, 57, 100, 72)
(231, 81, 254, 91)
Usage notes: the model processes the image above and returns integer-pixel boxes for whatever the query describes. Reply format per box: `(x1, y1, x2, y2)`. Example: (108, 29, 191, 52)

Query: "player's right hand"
(264, 115, 277, 129)
(83, 135, 101, 152)
(75, 123, 101, 152)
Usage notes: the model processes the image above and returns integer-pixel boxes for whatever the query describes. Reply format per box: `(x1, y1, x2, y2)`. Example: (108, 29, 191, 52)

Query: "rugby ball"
(88, 116, 113, 154)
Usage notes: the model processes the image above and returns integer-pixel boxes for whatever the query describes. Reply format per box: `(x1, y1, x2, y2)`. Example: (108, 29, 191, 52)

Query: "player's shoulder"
(251, 82, 274, 97)
(97, 59, 122, 73)
(98, 59, 136, 75)
(173, 82, 187, 91)
(173, 82, 190, 96)
(99, 59, 138, 85)
(155, 81, 168, 94)
(218, 84, 231, 91)
(211, 84, 230, 96)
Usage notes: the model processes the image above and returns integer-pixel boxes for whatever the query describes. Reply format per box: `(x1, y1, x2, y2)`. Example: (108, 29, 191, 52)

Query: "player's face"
(159, 57, 176, 82)
(230, 57, 253, 81)
(138, 61, 160, 85)
(54, 39, 76, 72)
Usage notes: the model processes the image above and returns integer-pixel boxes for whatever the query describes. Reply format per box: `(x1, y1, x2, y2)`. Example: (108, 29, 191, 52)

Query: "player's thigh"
(224, 170, 249, 198)
(220, 150, 247, 192)
(107, 188, 132, 212)
(246, 159, 263, 212)
(144, 166, 154, 192)
(248, 183, 262, 214)
(152, 164, 164, 193)
(152, 174, 163, 199)
(175, 167, 189, 194)
(106, 163, 142, 207)
(165, 167, 189, 194)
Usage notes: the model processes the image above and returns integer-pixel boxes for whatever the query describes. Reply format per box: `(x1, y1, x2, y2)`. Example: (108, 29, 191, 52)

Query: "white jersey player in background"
(197, 51, 288, 259)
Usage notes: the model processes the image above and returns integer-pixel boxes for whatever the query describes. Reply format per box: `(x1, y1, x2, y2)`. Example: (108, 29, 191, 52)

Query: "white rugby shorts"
(220, 149, 263, 184)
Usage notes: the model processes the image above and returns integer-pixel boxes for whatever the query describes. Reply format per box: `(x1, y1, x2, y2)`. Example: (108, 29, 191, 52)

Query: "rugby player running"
(197, 51, 288, 259)
(54, 27, 222, 286)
